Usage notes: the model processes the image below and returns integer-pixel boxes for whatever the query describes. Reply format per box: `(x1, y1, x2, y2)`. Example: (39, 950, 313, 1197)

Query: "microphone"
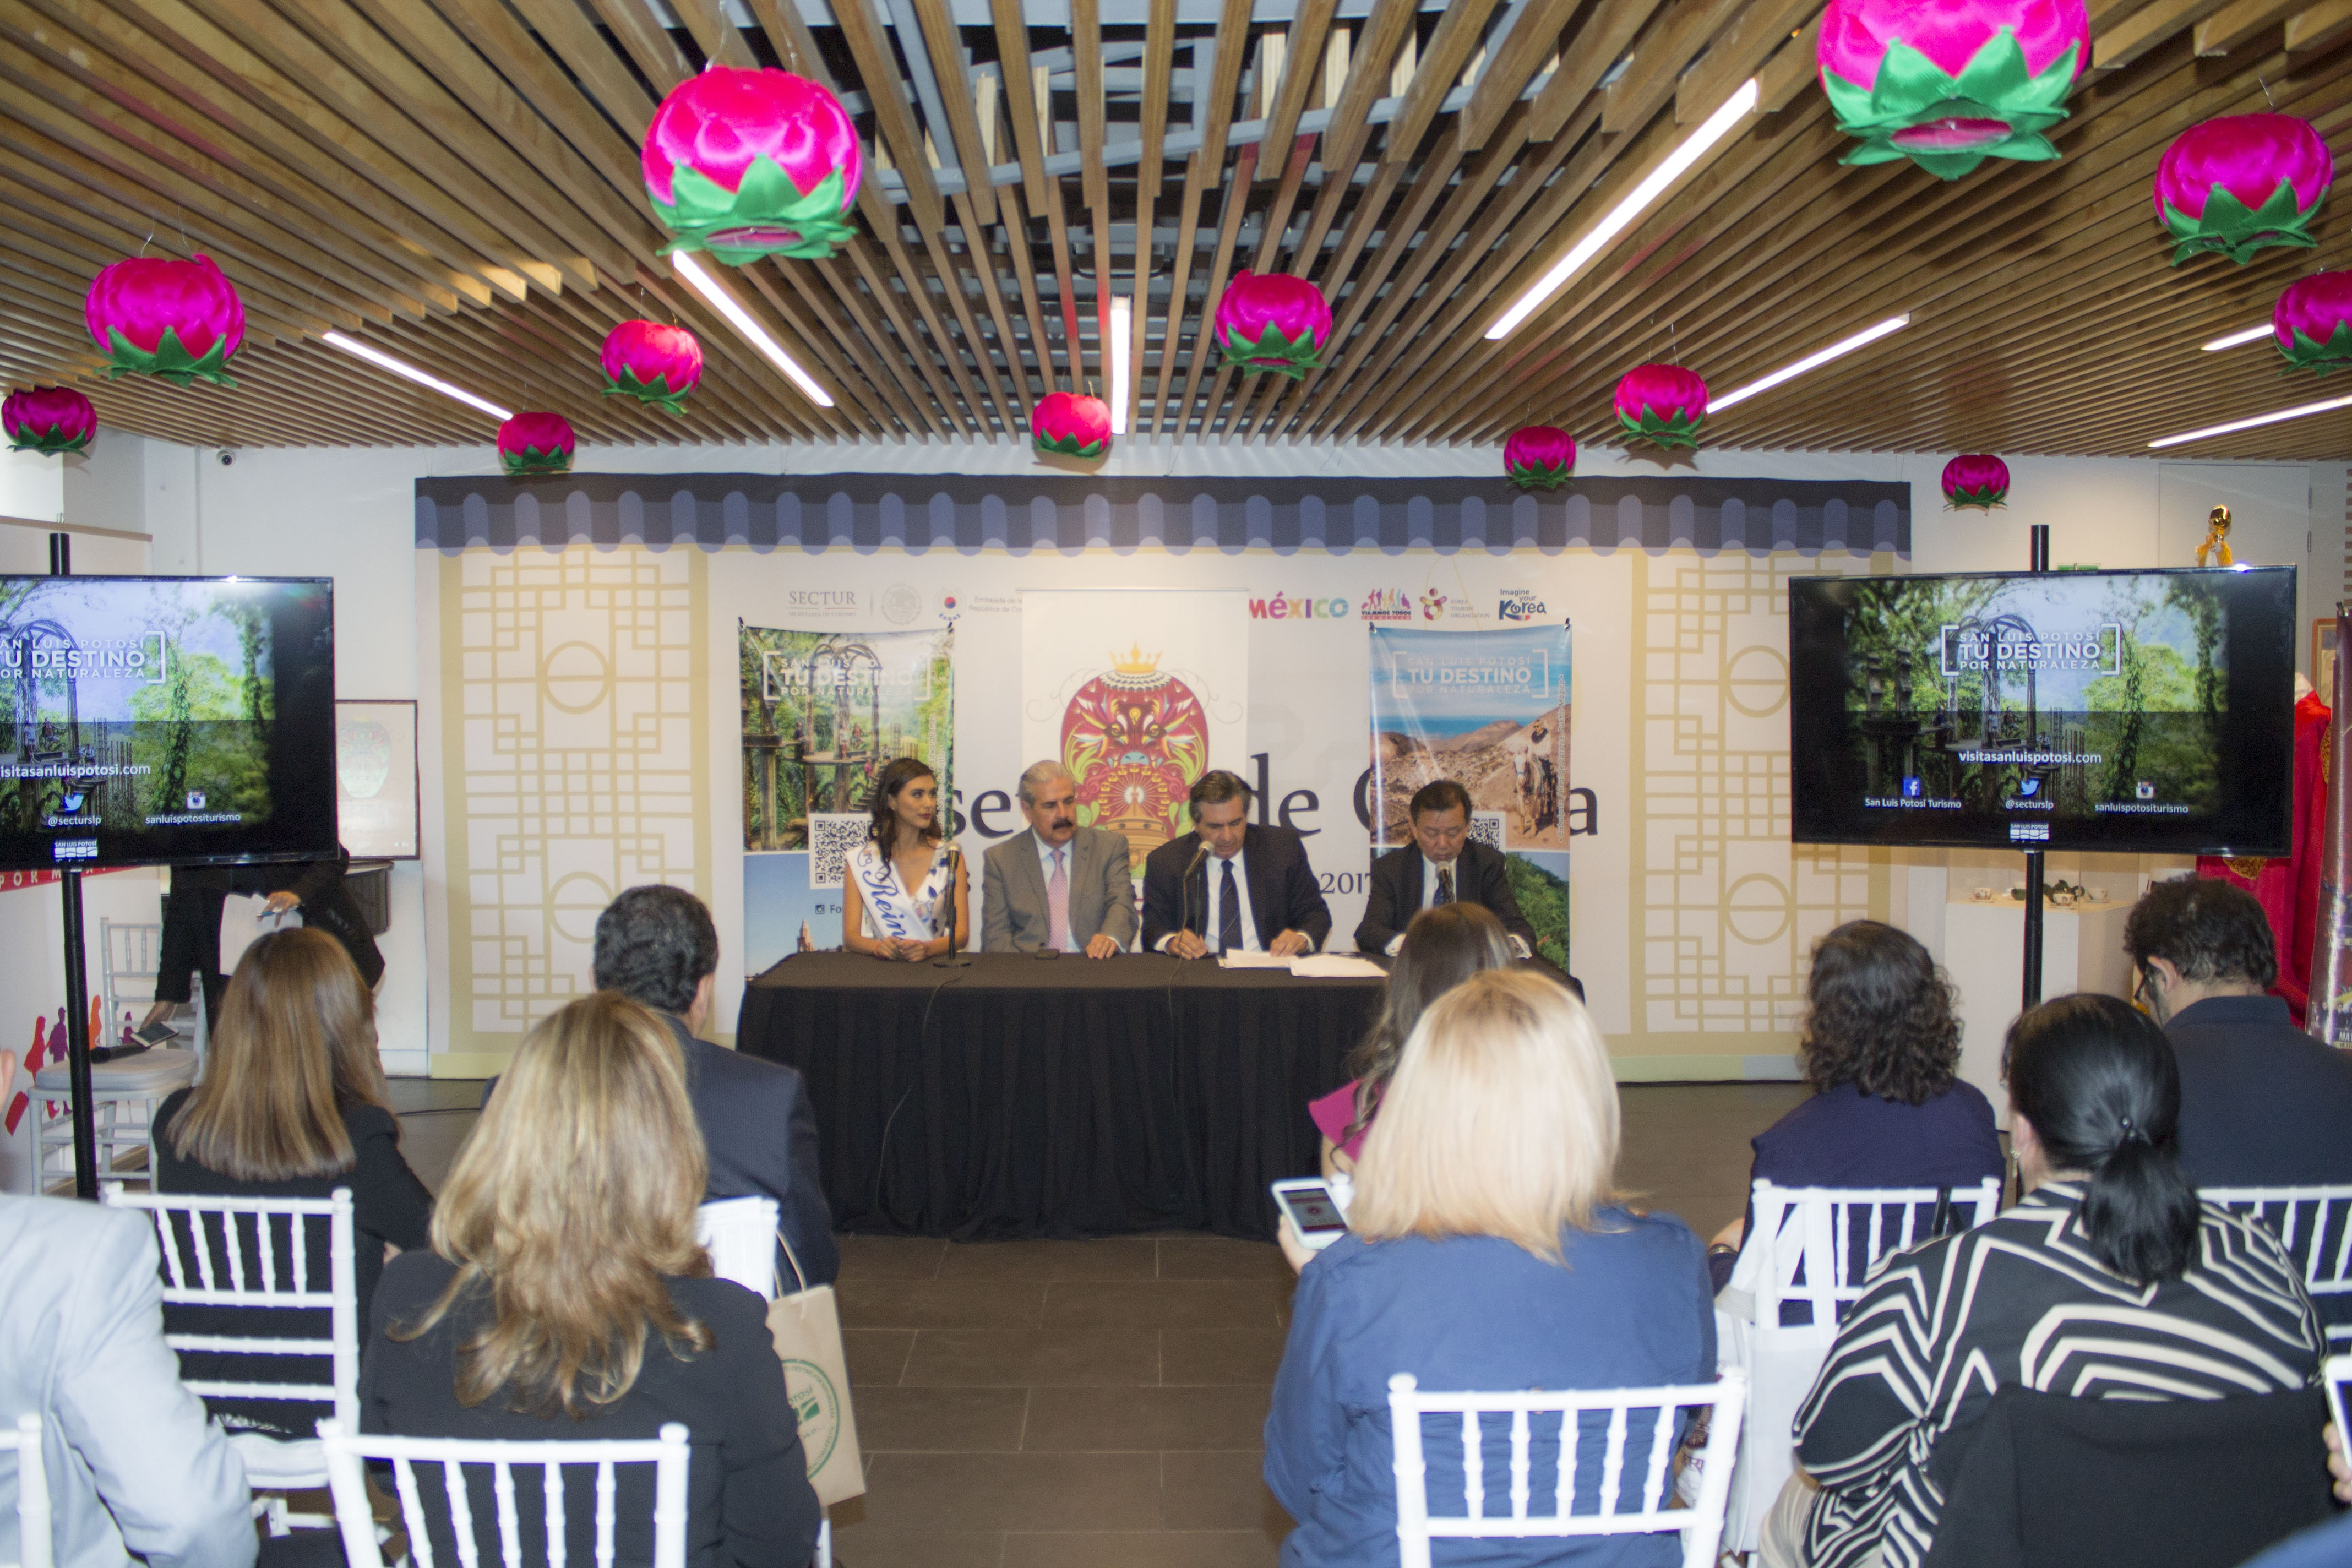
(1179, 840, 1209, 954)
(931, 841, 973, 968)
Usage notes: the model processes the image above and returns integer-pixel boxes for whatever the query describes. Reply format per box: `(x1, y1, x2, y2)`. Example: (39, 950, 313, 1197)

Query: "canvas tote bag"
(771, 1232, 865, 1505)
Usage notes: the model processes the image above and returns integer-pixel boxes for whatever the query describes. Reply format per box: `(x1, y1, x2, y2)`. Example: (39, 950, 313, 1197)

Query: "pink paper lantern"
(642, 67, 861, 264)
(1032, 390, 1111, 460)
(3, 386, 95, 455)
(1614, 364, 1708, 449)
(497, 412, 575, 476)
(1818, 0, 2091, 179)
(2274, 272, 2352, 372)
(2154, 115, 2333, 266)
(1942, 453, 2010, 509)
(84, 254, 245, 388)
(1212, 272, 1332, 379)
(1503, 426, 1576, 491)
(600, 321, 704, 415)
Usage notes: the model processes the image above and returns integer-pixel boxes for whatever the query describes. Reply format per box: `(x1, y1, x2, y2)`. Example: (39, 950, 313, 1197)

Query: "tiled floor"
(390, 1076, 1808, 1568)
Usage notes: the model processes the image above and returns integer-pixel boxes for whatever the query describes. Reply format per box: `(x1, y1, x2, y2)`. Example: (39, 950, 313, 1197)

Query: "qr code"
(1469, 812, 1506, 852)
(808, 814, 867, 890)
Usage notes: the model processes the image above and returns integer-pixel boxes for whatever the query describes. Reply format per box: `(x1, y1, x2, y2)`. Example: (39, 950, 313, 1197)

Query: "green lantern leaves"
(97, 326, 239, 389)
(653, 160, 857, 265)
(1822, 31, 2082, 179)
(2160, 181, 2322, 266)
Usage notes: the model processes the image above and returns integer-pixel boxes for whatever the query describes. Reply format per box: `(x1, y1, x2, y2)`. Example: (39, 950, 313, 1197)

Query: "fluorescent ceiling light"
(1108, 296, 1133, 435)
(321, 330, 511, 420)
(2148, 391, 2352, 448)
(1485, 78, 1760, 341)
(2200, 323, 2272, 351)
(673, 253, 834, 409)
(1709, 315, 1912, 412)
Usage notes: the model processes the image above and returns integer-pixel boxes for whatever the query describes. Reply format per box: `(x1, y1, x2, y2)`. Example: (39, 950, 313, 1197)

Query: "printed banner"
(1370, 623, 1572, 970)
(2310, 597, 2352, 1043)
(741, 625, 952, 967)
(1020, 591, 1248, 877)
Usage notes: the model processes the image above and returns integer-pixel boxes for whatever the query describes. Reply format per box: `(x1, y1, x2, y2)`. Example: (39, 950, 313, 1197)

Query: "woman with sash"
(843, 755, 971, 961)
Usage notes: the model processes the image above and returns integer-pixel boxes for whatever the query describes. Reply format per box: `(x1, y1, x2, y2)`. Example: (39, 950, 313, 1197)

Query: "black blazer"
(362, 1253, 822, 1568)
(1140, 823, 1332, 952)
(661, 1014, 840, 1289)
(1353, 839, 1536, 955)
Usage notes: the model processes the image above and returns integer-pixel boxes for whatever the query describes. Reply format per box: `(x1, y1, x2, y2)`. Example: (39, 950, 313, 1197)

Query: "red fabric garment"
(2198, 692, 2329, 1023)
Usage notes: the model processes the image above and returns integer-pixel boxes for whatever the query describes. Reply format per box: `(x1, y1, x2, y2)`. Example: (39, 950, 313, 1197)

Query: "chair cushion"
(34, 1047, 199, 1093)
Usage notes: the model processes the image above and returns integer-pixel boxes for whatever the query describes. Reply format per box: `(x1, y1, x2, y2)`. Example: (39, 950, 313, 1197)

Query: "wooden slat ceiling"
(8, 0, 2352, 458)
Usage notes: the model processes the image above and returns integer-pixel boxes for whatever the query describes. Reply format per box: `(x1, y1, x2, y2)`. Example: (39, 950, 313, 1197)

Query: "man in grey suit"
(983, 760, 1137, 956)
(0, 1046, 257, 1568)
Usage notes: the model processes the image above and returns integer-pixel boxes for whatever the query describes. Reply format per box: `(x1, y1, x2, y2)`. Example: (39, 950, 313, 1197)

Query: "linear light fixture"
(1108, 295, 1133, 435)
(320, 330, 511, 420)
(672, 253, 834, 409)
(1708, 315, 1912, 412)
(2148, 391, 2352, 448)
(2200, 323, 2272, 351)
(1485, 78, 1760, 341)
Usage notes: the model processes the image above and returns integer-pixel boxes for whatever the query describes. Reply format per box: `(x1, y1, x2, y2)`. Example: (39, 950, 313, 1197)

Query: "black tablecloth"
(735, 951, 1385, 1242)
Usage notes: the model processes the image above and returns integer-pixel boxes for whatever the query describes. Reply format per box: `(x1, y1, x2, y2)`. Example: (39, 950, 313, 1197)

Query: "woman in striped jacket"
(1761, 992, 2323, 1568)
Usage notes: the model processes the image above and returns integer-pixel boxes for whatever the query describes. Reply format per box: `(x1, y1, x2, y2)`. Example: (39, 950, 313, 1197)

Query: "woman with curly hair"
(1708, 920, 2002, 1286)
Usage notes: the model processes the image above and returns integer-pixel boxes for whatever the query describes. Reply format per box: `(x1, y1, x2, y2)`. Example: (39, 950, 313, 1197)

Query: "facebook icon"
(1901, 777, 1923, 799)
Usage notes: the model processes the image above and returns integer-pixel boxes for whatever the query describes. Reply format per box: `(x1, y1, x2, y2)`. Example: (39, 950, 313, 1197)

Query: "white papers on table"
(1286, 954, 1386, 979)
(1215, 951, 1387, 978)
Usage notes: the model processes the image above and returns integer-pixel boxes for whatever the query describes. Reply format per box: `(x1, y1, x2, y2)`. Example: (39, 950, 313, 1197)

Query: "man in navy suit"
(1355, 779, 1538, 957)
(1142, 769, 1332, 957)
(591, 885, 839, 1285)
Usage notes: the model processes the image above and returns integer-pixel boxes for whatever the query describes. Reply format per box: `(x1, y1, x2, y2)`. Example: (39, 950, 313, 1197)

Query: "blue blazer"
(1265, 1211, 1714, 1568)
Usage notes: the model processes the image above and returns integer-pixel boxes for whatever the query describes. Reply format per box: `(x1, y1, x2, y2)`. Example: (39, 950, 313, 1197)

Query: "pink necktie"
(1048, 847, 1071, 951)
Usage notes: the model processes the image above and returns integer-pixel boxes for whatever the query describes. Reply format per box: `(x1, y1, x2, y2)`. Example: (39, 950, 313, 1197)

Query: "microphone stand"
(930, 842, 973, 968)
(1178, 841, 1208, 959)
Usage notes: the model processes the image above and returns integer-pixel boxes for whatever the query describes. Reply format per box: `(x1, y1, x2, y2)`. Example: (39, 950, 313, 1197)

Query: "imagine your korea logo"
(1498, 589, 1549, 623)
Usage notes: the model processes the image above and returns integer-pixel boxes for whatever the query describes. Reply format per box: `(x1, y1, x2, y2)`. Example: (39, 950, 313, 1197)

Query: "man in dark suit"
(2127, 875, 2352, 1187)
(982, 760, 1137, 955)
(1355, 779, 1538, 958)
(1142, 769, 1332, 958)
(591, 885, 839, 1285)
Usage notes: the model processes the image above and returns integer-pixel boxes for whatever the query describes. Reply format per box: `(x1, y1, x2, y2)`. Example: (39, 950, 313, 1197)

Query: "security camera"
(216, 449, 234, 466)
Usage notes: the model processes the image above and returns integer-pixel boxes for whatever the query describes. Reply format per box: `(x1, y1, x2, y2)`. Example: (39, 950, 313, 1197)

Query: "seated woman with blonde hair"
(1266, 969, 1715, 1568)
(361, 991, 821, 1567)
(154, 925, 433, 1439)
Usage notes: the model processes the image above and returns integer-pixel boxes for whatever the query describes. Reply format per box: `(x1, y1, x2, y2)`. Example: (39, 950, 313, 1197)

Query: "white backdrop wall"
(57, 428, 2340, 1085)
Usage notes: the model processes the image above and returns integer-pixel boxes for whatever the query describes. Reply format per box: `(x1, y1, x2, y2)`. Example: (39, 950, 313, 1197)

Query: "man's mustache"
(1050, 818, 1073, 829)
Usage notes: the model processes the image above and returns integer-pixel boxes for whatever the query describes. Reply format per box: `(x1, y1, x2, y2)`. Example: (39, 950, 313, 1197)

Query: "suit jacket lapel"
(1244, 826, 1277, 938)
(1014, 829, 1049, 936)
(1401, 850, 1423, 912)
(1068, 831, 1093, 924)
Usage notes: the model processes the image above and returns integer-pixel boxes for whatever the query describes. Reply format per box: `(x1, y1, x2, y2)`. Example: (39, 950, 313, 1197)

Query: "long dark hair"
(867, 756, 940, 847)
(1343, 903, 1517, 1140)
(1800, 921, 1962, 1104)
(2003, 993, 2200, 1284)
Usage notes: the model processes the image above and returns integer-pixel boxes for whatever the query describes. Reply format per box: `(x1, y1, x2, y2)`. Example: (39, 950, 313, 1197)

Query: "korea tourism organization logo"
(1418, 588, 1449, 621)
(1498, 589, 1549, 623)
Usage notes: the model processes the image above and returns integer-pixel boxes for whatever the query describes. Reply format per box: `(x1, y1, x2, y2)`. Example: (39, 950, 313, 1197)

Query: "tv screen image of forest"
(1789, 567, 2295, 856)
(0, 577, 337, 872)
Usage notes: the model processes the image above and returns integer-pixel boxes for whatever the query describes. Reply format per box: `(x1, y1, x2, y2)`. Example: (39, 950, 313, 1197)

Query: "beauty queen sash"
(850, 841, 950, 940)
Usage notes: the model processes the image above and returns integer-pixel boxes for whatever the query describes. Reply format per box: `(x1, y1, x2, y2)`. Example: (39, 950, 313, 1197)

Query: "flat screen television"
(1789, 567, 2295, 856)
(0, 576, 337, 872)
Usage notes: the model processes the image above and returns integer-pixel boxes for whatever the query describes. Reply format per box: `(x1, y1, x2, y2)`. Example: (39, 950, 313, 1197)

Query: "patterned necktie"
(1047, 847, 1071, 951)
(1218, 859, 1243, 952)
(1434, 865, 1455, 908)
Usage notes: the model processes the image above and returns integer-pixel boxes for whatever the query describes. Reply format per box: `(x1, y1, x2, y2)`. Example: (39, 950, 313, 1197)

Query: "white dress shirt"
(1035, 834, 1080, 952)
(1158, 847, 1262, 952)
